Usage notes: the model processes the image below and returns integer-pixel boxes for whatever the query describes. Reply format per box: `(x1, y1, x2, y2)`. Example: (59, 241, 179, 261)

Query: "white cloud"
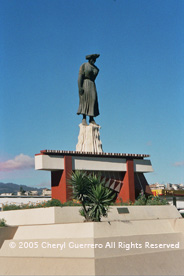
(173, 161, 184, 167)
(0, 154, 34, 172)
(146, 141, 152, 146)
(37, 181, 51, 188)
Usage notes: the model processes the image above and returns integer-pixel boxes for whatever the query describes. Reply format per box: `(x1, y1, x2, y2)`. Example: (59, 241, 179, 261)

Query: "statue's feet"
(82, 119, 88, 126)
(89, 120, 99, 126)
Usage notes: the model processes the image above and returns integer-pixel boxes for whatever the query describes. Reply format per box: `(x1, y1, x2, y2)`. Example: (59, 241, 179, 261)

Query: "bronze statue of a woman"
(77, 54, 100, 126)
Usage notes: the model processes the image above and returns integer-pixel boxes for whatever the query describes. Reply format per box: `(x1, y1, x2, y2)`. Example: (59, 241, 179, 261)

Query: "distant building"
(17, 190, 38, 196)
(0, 193, 13, 196)
(150, 183, 165, 196)
(150, 183, 184, 197)
(172, 184, 179, 191)
(179, 184, 184, 189)
(166, 183, 172, 190)
(42, 189, 51, 196)
(30, 191, 39, 195)
(149, 183, 165, 190)
(166, 183, 184, 191)
(24, 191, 38, 196)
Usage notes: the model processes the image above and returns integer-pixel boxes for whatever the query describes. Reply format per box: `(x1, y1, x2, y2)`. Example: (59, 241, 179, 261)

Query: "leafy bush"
(134, 192, 169, 206)
(69, 171, 116, 222)
(3, 204, 22, 211)
(134, 192, 147, 205)
(146, 195, 169, 205)
(45, 199, 62, 207)
(62, 201, 81, 206)
(112, 197, 133, 206)
(2, 189, 169, 214)
(3, 199, 61, 211)
(0, 218, 7, 227)
(2, 198, 82, 211)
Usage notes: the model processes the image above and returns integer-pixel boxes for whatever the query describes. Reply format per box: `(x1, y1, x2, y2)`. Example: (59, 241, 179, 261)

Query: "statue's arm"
(78, 74, 84, 95)
(78, 64, 85, 95)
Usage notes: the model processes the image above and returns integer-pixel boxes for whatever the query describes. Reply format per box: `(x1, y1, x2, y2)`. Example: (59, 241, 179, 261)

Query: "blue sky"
(0, 0, 184, 188)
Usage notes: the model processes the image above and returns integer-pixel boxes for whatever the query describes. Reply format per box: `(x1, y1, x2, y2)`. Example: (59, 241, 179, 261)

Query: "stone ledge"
(0, 205, 181, 226)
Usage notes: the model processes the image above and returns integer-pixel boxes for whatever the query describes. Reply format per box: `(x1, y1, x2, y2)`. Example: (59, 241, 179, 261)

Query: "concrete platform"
(0, 205, 181, 226)
(0, 206, 184, 275)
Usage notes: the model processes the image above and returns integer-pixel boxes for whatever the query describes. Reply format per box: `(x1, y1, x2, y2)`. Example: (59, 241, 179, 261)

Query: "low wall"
(0, 205, 181, 226)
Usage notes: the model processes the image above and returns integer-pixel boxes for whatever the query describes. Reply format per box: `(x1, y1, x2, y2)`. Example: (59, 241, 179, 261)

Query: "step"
(1, 249, 184, 275)
(0, 205, 181, 226)
(10, 220, 178, 241)
(1, 231, 184, 258)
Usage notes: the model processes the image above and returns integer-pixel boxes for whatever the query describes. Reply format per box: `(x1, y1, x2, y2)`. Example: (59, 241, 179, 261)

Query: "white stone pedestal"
(76, 123, 103, 153)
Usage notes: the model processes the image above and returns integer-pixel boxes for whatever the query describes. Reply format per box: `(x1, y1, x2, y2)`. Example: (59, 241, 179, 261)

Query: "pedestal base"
(1, 206, 184, 276)
(76, 123, 103, 153)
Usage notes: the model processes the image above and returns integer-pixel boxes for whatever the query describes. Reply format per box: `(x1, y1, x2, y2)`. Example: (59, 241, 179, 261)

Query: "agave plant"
(69, 171, 116, 222)
(87, 182, 116, 221)
(69, 170, 89, 200)
(69, 170, 91, 221)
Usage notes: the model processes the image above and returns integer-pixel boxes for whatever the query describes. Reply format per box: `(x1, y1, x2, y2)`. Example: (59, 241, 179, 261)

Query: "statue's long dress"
(77, 62, 100, 117)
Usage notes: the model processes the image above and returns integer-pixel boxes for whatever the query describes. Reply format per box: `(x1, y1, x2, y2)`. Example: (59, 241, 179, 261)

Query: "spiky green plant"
(70, 171, 89, 200)
(87, 182, 116, 221)
(68, 171, 116, 222)
(69, 171, 91, 221)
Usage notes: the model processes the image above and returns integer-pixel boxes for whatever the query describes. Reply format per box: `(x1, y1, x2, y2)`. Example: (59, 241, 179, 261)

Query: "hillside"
(0, 183, 46, 194)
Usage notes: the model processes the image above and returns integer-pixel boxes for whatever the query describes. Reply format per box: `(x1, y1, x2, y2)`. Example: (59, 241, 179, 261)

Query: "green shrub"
(2, 199, 63, 211)
(45, 199, 63, 207)
(134, 192, 147, 205)
(86, 182, 116, 221)
(146, 195, 169, 205)
(3, 204, 21, 211)
(2, 198, 82, 211)
(68, 171, 116, 222)
(134, 192, 169, 206)
(113, 197, 133, 206)
(62, 201, 81, 206)
(0, 218, 7, 227)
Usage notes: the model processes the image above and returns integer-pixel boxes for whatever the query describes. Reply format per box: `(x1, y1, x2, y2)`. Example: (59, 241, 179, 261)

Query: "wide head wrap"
(86, 54, 100, 60)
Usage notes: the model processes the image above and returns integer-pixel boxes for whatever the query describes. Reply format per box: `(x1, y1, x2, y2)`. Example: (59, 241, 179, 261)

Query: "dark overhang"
(36, 150, 150, 159)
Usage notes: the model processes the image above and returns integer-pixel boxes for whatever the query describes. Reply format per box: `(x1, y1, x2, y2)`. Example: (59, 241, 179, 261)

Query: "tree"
(69, 171, 116, 222)
(19, 186, 26, 195)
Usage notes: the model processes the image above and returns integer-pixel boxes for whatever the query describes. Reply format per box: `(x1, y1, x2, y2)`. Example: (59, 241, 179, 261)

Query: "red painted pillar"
(51, 156, 73, 203)
(117, 159, 135, 203)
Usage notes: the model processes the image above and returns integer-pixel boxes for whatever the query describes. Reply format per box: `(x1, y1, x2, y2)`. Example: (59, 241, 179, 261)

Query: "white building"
(0, 193, 13, 196)
(166, 183, 184, 191)
(149, 183, 165, 190)
(42, 189, 51, 196)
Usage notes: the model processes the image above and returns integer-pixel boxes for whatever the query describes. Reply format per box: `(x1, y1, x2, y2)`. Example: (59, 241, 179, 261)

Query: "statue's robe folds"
(77, 62, 100, 117)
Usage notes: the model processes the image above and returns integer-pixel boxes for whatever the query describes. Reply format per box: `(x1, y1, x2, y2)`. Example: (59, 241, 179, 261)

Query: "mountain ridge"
(0, 182, 48, 194)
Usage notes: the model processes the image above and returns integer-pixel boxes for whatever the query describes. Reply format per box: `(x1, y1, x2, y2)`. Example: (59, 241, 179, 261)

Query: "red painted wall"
(51, 156, 72, 203)
(117, 159, 135, 203)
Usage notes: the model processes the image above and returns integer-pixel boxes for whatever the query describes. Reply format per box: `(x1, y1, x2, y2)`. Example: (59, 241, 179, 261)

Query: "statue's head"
(86, 54, 100, 65)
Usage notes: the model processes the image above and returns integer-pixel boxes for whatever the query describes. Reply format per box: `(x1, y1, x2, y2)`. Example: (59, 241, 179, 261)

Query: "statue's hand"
(79, 88, 84, 95)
